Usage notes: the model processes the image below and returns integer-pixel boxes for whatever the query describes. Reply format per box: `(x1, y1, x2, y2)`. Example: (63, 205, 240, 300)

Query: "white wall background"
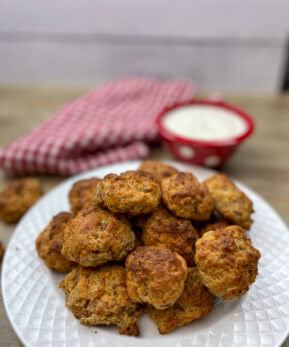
(0, 0, 288, 92)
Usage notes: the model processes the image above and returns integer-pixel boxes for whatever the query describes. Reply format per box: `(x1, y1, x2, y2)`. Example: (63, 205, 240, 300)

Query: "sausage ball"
(141, 206, 199, 265)
(161, 172, 214, 221)
(146, 267, 214, 334)
(199, 221, 230, 237)
(204, 174, 254, 229)
(59, 264, 143, 336)
(62, 208, 135, 267)
(69, 178, 103, 214)
(0, 178, 42, 223)
(195, 226, 260, 300)
(36, 212, 76, 272)
(102, 171, 161, 215)
(125, 246, 187, 309)
(138, 160, 178, 183)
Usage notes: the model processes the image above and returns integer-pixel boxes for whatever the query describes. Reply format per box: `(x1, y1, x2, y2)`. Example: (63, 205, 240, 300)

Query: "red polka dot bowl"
(156, 100, 254, 168)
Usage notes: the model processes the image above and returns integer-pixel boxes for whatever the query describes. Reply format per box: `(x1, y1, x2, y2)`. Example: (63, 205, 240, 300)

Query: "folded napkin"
(0, 77, 196, 176)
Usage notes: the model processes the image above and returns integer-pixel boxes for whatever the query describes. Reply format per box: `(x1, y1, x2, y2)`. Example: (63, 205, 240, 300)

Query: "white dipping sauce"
(162, 105, 248, 141)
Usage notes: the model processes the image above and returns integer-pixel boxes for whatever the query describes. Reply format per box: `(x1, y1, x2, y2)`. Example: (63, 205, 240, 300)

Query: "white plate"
(2, 160, 289, 347)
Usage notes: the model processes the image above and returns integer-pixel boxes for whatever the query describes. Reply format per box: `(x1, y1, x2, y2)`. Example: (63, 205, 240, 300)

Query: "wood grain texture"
(1, 0, 289, 40)
(0, 86, 288, 346)
(0, 42, 284, 92)
(1, 0, 288, 91)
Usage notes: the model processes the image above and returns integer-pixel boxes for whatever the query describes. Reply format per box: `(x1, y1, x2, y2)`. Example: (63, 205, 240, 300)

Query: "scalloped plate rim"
(2, 160, 289, 347)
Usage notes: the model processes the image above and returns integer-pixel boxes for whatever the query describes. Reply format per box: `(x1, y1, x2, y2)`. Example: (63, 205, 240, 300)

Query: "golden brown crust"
(141, 206, 199, 265)
(195, 226, 260, 300)
(161, 172, 214, 221)
(36, 212, 76, 272)
(138, 160, 178, 183)
(102, 171, 161, 215)
(146, 267, 214, 333)
(59, 264, 143, 336)
(199, 221, 230, 237)
(125, 246, 188, 309)
(61, 208, 135, 267)
(0, 178, 42, 223)
(69, 178, 103, 215)
(204, 174, 254, 229)
(0, 242, 4, 261)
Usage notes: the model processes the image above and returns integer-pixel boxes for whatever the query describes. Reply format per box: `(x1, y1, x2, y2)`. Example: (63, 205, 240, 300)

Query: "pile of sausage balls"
(36, 160, 260, 336)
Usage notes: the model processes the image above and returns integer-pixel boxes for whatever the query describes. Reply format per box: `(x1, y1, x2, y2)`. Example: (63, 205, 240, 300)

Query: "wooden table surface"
(0, 86, 288, 346)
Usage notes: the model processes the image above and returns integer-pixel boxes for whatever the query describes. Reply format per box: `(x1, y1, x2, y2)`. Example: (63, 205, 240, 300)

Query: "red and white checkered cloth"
(0, 77, 196, 176)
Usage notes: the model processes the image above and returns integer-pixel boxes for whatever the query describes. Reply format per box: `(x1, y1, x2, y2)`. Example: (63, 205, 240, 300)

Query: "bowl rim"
(156, 99, 255, 148)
